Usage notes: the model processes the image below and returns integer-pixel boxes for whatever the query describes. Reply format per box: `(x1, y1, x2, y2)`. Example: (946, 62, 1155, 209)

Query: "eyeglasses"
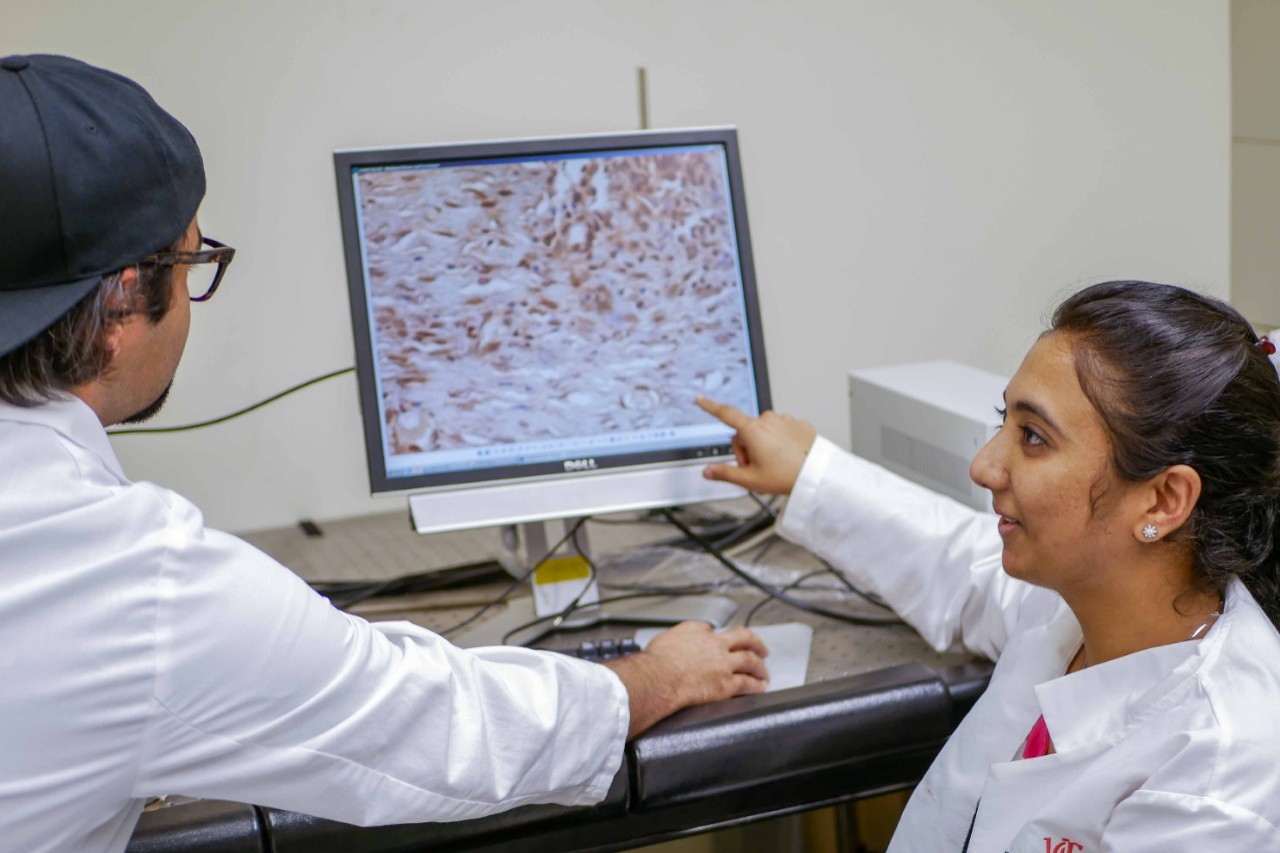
(141, 236, 236, 302)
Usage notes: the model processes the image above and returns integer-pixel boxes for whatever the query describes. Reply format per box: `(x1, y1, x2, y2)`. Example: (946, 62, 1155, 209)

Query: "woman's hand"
(695, 396, 817, 495)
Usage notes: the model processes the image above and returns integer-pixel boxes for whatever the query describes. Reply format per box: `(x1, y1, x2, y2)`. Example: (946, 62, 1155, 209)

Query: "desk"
(127, 507, 993, 852)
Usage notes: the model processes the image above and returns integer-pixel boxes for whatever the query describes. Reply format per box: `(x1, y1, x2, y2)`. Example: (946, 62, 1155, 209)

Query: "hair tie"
(1259, 335, 1277, 357)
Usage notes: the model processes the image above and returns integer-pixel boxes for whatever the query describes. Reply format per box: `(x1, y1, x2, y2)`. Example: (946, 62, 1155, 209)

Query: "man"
(0, 54, 768, 853)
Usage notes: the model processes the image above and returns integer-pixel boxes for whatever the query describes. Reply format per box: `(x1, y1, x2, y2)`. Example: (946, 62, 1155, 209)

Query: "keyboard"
(549, 637, 641, 662)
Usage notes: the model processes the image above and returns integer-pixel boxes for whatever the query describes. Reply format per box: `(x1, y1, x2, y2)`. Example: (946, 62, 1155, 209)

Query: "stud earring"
(1142, 524, 1159, 541)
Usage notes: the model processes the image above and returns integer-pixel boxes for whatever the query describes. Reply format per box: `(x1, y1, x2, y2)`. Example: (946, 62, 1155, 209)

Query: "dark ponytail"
(1050, 281, 1280, 628)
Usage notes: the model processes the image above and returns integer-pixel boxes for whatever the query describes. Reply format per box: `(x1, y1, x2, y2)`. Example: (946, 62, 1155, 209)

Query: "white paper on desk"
(632, 622, 812, 693)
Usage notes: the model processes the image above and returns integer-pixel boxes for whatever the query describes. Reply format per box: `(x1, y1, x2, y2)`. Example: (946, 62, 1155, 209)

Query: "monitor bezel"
(334, 126, 771, 497)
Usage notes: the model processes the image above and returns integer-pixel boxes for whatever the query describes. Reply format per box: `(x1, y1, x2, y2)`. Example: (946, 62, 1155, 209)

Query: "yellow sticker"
(534, 555, 592, 586)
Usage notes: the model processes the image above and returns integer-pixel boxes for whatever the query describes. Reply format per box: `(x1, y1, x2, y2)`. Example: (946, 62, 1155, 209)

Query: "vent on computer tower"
(880, 426, 973, 496)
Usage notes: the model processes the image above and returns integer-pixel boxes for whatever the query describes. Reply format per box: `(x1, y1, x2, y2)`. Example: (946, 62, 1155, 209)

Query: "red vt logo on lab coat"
(1044, 839, 1083, 853)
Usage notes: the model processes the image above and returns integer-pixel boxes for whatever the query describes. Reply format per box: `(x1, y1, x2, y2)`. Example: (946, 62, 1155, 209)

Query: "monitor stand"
(450, 518, 739, 648)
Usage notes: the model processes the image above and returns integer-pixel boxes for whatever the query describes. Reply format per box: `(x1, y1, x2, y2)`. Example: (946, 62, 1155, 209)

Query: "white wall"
(3, 1, 1230, 533)
(1232, 0, 1280, 328)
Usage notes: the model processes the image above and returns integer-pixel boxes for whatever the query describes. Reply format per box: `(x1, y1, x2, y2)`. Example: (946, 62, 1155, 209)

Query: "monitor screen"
(335, 127, 771, 531)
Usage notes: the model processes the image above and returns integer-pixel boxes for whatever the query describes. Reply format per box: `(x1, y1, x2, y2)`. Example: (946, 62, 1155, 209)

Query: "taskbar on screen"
(385, 441, 734, 482)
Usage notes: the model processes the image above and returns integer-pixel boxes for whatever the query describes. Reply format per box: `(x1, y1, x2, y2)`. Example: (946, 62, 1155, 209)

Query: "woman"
(699, 281, 1280, 851)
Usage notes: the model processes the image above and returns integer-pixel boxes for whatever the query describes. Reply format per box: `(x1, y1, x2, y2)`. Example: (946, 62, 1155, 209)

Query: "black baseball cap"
(0, 54, 205, 356)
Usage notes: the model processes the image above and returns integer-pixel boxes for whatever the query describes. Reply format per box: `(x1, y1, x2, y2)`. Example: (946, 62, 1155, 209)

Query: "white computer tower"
(848, 360, 1007, 511)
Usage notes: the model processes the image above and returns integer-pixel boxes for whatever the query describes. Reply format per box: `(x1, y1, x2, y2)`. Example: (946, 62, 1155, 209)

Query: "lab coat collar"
(1033, 581, 1248, 754)
(0, 395, 126, 481)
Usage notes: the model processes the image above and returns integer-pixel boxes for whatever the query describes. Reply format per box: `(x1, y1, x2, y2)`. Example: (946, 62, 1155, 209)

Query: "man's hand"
(605, 621, 768, 738)
(696, 396, 817, 495)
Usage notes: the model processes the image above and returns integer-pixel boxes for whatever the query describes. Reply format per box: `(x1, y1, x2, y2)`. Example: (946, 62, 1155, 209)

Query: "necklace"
(1072, 602, 1223, 673)
(1189, 609, 1222, 640)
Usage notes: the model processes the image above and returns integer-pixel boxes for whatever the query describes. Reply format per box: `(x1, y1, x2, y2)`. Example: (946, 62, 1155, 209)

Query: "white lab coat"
(780, 437, 1280, 852)
(0, 397, 628, 853)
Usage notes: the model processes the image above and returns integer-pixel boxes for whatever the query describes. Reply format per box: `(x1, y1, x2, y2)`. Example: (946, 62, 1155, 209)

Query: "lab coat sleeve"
(132, 485, 629, 826)
(1100, 790, 1279, 852)
(778, 436, 1040, 659)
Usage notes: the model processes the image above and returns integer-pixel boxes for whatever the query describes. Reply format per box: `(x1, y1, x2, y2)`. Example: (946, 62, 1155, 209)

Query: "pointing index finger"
(696, 396, 753, 432)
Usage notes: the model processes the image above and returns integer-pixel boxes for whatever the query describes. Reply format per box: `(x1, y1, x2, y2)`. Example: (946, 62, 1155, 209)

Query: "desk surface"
(240, 504, 974, 679)
(129, 504, 992, 853)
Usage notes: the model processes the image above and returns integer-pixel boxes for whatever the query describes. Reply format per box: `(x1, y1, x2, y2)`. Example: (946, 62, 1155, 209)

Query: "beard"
(121, 383, 172, 425)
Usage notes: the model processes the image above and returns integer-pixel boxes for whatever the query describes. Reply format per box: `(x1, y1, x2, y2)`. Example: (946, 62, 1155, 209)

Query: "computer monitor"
(334, 127, 771, 546)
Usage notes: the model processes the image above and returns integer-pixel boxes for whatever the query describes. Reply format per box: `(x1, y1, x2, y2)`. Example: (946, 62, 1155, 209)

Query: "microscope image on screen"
(355, 148, 757, 458)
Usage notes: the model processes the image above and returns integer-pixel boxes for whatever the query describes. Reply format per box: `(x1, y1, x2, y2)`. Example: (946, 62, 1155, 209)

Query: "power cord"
(107, 366, 355, 435)
(500, 590, 714, 647)
(543, 524, 601, 635)
(439, 517, 588, 638)
(316, 504, 774, 612)
(743, 568, 841, 627)
(313, 558, 508, 610)
(646, 502, 777, 553)
(816, 553, 893, 610)
(659, 508, 901, 628)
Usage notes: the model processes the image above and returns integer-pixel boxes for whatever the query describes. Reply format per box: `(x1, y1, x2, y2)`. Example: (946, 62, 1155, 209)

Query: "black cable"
(544, 525, 600, 634)
(743, 568, 832, 627)
(501, 509, 768, 646)
(659, 508, 901, 628)
(313, 558, 507, 610)
(735, 492, 887, 608)
(737, 527, 892, 612)
(812, 553, 893, 610)
(501, 590, 711, 647)
(600, 580, 730, 595)
(585, 516, 674, 526)
(439, 574, 528, 639)
(707, 510, 777, 552)
(750, 532, 779, 564)
(583, 500, 776, 557)
(646, 504, 776, 552)
(498, 503, 901, 642)
(681, 507, 888, 610)
(439, 518, 588, 638)
(107, 366, 356, 435)
(665, 504, 746, 527)
(587, 501, 770, 529)
(747, 491, 779, 519)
